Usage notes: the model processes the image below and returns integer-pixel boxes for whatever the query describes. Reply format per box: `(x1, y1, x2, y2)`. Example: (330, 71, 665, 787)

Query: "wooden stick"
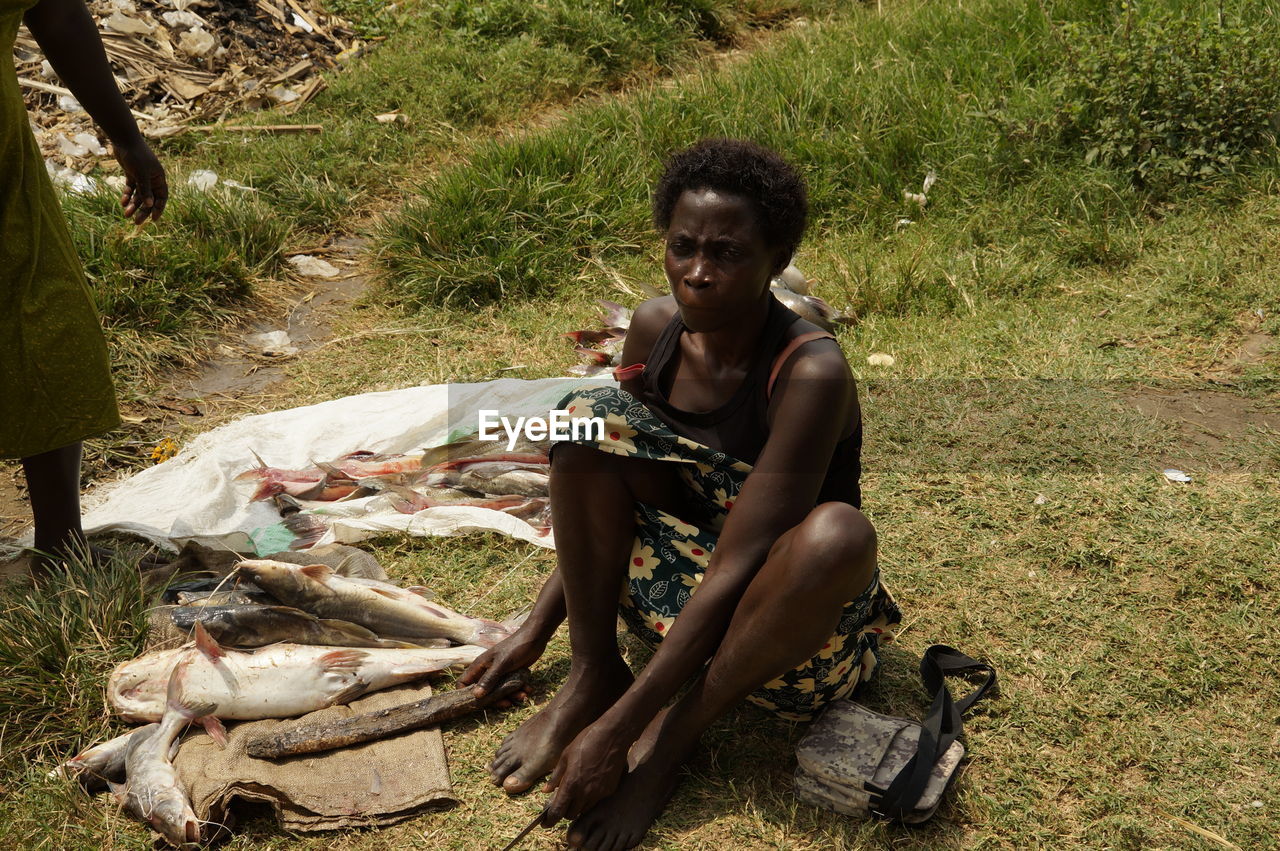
(17, 77, 151, 121)
(191, 124, 323, 134)
(246, 671, 527, 759)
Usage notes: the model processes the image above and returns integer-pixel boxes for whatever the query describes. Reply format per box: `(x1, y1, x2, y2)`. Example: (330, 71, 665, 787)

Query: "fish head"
(149, 793, 202, 847)
(235, 558, 314, 596)
(108, 653, 178, 721)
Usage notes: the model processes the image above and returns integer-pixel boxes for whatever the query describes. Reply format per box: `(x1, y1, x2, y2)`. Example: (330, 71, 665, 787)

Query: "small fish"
(597, 300, 633, 330)
(111, 661, 217, 847)
(237, 452, 426, 501)
(234, 560, 509, 647)
(339, 576, 510, 644)
(49, 724, 160, 790)
(420, 460, 550, 497)
(283, 512, 329, 550)
(419, 434, 548, 467)
(170, 604, 422, 649)
(108, 622, 483, 722)
(161, 576, 269, 606)
(770, 285, 848, 332)
(176, 589, 271, 607)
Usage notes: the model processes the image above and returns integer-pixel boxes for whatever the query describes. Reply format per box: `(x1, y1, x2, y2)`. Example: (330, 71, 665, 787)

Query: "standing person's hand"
(113, 138, 167, 224)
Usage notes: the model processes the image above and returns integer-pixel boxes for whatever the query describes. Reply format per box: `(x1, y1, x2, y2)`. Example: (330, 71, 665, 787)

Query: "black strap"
(870, 645, 996, 822)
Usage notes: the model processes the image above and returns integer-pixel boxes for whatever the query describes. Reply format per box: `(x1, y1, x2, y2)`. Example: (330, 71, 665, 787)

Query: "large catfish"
(109, 622, 482, 722)
(235, 560, 509, 647)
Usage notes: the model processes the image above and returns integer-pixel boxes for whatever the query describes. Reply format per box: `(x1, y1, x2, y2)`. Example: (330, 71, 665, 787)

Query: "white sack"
(81, 378, 609, 553)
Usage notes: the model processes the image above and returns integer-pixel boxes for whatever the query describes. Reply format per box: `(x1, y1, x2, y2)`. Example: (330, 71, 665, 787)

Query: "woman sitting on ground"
(461, 138, 899, 850)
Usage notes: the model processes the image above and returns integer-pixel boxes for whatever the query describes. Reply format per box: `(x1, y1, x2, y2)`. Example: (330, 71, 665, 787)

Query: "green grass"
(375, 0, 1280, 356)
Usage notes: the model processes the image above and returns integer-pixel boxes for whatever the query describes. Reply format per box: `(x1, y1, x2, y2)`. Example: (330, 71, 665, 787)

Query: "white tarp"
(81, 377, 609, 554)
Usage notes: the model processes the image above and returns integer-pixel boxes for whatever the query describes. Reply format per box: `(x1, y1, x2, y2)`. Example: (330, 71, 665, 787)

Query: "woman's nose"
(683, 254, 714, 288)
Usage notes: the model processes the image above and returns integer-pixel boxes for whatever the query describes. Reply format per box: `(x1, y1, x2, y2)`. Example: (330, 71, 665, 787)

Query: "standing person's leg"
(491, 443, 690, 793)
(20, 441, 85, 566)
(567, 502, 878, 850)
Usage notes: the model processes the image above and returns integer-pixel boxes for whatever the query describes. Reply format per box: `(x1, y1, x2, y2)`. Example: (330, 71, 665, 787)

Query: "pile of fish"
(236, 433, 553, 549)
(52, 558, 505, 847)
(567, 264, 851, 377)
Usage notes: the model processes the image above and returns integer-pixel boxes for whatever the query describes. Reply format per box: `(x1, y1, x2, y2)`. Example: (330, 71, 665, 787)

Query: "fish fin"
(501, 607, 533, 633)
(368, 586, 404, 601)
(107, 779, 129, 805)
(405, 585, 438, 600)
(192, 621, 225, 662)
(314, 459, 357, 482)
(300, 563, 334, 581)
(318, 648, 367, 674)
(318, 619, 383, 642)
(250, 481, 283, 501)
(200, 716, 229, 747)
(328, 680, 370, 706)
(387, 662, 450, 678)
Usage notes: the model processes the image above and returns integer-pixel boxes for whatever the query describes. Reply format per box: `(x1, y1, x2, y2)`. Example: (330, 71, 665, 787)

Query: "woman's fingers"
(148, 168, 169, 221)
(458, 649, 493, 687)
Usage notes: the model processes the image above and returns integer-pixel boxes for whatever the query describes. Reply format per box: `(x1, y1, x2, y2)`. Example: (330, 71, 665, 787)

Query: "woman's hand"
(113, 139, 167, 225)
(459, 628, 547, 700)
(540, 720, 631, 825)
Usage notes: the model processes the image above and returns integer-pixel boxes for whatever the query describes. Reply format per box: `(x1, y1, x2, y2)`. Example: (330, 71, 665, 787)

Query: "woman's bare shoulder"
(622, 296, 678, 363)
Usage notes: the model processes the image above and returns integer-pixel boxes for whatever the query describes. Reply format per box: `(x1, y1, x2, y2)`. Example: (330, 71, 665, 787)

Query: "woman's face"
(664, 188, 785, 333)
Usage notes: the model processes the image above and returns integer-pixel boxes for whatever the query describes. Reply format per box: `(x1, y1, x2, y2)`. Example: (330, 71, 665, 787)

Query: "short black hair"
(652, 138, 808, 257)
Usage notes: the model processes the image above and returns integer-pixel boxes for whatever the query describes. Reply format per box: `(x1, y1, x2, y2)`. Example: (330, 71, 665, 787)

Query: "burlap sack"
(172, 682, 456, 833)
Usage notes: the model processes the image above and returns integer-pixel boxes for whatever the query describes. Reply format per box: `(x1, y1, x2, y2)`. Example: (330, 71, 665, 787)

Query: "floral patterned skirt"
(557, 385, 902, 722)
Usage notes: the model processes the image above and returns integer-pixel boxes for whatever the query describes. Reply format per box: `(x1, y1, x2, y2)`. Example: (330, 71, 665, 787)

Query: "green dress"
(1, 0, 120, 459)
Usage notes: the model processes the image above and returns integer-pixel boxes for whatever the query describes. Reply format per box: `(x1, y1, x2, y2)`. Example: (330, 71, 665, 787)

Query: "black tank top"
(637, 295, 863, 508)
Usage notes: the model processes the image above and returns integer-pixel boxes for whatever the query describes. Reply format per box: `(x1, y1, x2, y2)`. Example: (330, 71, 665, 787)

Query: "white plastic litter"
(80, 378, 608, 553)
(187, 169, 219, 191)
(287, 254, 340, 278)
(45, 161, 97, 194)
(244, 330, 298, 356)
(73, 132, 108, 155)
(269, 85, 301, 104)
(1162, 468, 1193, 483)
(57, 134, 90, 157)
(178, 26, 217, 57)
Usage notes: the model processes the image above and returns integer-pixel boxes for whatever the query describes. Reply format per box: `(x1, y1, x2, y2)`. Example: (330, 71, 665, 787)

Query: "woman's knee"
(779, 502, 876, 593)
(550, 441, 614, 474)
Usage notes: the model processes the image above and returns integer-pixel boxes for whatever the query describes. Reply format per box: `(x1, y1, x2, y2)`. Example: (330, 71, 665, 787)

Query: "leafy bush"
(1055, 12, 1280, 192)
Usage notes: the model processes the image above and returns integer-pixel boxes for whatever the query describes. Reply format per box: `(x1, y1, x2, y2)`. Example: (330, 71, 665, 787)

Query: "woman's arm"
(24, 0, 167, 223)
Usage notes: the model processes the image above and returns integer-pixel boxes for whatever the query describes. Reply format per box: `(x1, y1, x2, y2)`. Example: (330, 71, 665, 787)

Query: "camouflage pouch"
(794, 645, 996, 824)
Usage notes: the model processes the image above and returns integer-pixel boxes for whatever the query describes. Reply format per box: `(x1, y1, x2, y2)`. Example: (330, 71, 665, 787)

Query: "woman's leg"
(490, 443, 691, 793)
(20, 442, 85, 565)
(567, 502, 878, 850)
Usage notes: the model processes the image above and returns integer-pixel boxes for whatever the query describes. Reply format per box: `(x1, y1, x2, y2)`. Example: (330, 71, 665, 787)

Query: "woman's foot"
(490, 656, 633, 794)
(566, 709, 692, 851)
